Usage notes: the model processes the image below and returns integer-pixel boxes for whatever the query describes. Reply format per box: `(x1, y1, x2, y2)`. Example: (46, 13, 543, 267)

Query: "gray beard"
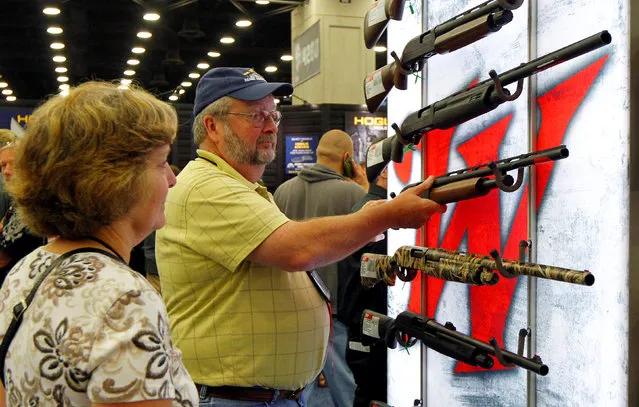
(223, 121, 276, 165)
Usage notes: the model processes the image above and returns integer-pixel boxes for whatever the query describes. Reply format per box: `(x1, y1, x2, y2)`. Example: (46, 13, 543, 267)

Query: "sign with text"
(285, 136, 318, 174)
(345, 111, 388, 163)
(292, 21, 320, 86)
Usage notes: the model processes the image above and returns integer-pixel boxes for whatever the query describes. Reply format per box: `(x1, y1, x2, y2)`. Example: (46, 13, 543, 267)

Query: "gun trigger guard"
(489, 163, 522, 192)
(489, 70, 523, 102)
(397, 266, 418, 282)
(490, 249, 516, 278)
(489, 337, 515, 367)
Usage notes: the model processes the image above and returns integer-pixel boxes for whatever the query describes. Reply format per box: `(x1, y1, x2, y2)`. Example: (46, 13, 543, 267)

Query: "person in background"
(143, 164, 181, 293)
(156, 66, 446, 407)
(0, 137, 47, 286)
(0, 130, 16, 220)
(341, 166, 390, 407)
(273, 129, 368, 407)
(0, 81, 197, 406)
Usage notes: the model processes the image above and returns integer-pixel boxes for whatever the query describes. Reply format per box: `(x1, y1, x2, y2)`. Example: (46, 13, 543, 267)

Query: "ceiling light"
(236, 20, 252, 28)
(169, 95, 179, 101)
(121, 79, 132, 85)
(59, 84, 69, 90)
(47, 26, 63, 34)
(50, 42, 65, 49)
(118, 84, 129, 90)
(57, 76, 69, 82)
(124, 70, 136, 76)
(274, 98, 280, 104)
(255, 0, 270, 4)
(265, 66, 278, 73)
(181, 81, 192, 87)
(0, 82, 7, 88)
(55, 66, 67, 73)
(373, 45, 387, 52)
(143, 12, 160, 21)
(188, 72, 201, 79)
(52, 55, 66, 62)
(5, 96, 16, 102)
(137, 31, 152, 39)
(178, 89, 185, 95)
(2, 89, 13, 95)
(280, 55, 293, 61)
(220, 36, 235, 44)
(127, 59, 140, 65)
(197, 62, 210, 69)
(207, 51, 221, 58)
(132, 47, 145, 54)
(43, 7, 61, 15)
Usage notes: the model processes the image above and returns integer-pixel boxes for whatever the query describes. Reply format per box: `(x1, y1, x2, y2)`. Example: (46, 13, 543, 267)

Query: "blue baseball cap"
(193, 67, 293, 117)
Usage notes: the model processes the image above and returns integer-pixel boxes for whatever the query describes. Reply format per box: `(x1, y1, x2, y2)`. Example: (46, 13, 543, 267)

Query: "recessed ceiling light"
(57, 76, 69, 82)
(178, 89, 185, 95)
(236, 20, 252, 28)
(264, 66, 277, 73)
(1, 89, 13, 95)
(280, 55, 293, 61)
(373, 45, 387, 52)
(220, 36, 235, 44)
(131, 47, 145, 54)
(181, 81, 192, 87)
(143, 12, 160, 21)
(255, 0, 270, 4)
(197, 62, 210, 69)
(52, 55, 66, 62)
(121, 79, 132, 85)
(137, 31, 152, 39)
(274, 98, 280, 104)
(55, 67, 67, 73)
(207, 51, 221, 58)
(0, 82, 7, 88)
(47, 26, 63, 34)
(127, 59, 140, 65)
(169, 95, 179, 101)
(59, 84, 69, 90)
(189, 72, 201, 79)
(43, 7, 61, 15)
(5, 96, 16, 102)
(124, 70, 136, 76)
(50, 42, 65, 50)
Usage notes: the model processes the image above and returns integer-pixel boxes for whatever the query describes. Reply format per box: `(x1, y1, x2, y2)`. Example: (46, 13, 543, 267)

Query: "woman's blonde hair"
(7, 81, 177, 239)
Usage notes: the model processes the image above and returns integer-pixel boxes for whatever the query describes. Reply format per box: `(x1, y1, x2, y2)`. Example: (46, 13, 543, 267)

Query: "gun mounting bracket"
(489, 249, 516, 278)
(489, 69, 524, 102)
(489, 162, 524, 192)
(489, 337, 516, 367)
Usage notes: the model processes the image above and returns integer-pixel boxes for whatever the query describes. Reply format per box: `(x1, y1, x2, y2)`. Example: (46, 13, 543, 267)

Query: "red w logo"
(393, 55, 608, 373)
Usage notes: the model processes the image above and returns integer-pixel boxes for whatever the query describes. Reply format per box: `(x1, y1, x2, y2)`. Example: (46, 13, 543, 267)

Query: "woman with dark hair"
(0, 82, 197, 407)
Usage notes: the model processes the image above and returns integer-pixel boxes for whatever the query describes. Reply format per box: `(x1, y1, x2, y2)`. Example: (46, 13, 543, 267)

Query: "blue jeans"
(198, 388, 307, 407)
(305, 318, 356, 407)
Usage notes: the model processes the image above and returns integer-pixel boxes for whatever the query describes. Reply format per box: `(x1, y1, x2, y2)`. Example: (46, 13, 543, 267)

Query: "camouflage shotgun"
(420, 246, 595, 286)
(364, 0, 524, 112)
(360, 248, 498, 288)
(362, 309, 549, 375)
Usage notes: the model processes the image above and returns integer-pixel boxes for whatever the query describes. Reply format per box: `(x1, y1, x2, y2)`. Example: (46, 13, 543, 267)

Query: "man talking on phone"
(274, 129, 369, 407)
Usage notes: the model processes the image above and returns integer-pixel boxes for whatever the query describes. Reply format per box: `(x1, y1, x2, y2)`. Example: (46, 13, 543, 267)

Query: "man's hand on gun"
(385, 176, 447, 229)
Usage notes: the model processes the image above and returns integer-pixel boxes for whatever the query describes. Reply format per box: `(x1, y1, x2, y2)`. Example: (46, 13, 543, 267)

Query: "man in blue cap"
(156, 67, 446, 407)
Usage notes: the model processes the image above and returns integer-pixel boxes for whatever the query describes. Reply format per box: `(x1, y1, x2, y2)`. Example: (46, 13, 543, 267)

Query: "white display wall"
(385, 0, 629, 406)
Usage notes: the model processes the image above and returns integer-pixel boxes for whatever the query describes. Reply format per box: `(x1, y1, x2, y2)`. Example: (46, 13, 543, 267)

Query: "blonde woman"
(0, 82, 197, 407)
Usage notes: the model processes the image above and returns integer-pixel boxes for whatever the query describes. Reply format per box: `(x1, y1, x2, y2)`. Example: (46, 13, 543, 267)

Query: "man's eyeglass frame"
(225, 110, 282, 128)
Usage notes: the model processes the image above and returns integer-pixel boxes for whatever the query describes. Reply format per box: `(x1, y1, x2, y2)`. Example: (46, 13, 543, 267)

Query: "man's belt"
(195, 384, 304, 401)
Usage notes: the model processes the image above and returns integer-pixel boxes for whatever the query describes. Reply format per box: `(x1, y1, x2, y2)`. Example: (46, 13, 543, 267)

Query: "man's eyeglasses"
(226, 110, 282, 128)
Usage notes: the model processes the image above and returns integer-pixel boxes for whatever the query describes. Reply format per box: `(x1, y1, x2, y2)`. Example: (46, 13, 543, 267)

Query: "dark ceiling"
(0, 0, 303, 105)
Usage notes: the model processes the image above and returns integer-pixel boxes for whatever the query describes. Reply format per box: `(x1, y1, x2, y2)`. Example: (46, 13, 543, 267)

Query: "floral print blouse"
(0, 247, 198, 407)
